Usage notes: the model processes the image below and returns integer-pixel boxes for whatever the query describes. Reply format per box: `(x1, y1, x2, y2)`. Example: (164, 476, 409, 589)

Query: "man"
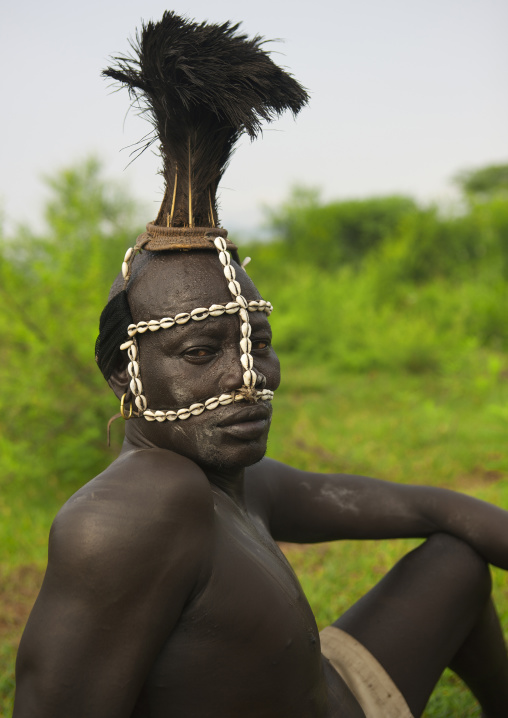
(13, 12, 508, 718)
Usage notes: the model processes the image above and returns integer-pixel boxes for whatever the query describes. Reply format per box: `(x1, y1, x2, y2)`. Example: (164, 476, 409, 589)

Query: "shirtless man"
(13, 11, 508, 718)
(13, 245, 508, 718)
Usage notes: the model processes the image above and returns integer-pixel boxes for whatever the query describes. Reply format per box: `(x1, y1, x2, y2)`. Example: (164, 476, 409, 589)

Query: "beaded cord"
(125, 299, 272, 338)
(118, 238, 275, 421)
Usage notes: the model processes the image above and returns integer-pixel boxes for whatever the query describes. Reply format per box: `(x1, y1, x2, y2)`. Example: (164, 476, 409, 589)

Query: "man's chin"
(197, 439, 268, 474)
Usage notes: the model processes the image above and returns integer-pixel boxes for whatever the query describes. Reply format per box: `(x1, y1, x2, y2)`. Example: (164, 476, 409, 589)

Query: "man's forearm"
(266, 462, 508, 564)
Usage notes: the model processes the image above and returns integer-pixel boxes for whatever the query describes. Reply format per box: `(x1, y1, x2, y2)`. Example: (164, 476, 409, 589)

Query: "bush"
(264, 187, 417, 268)
(0, 159, 143, 503)
(246, 186, 508, 375)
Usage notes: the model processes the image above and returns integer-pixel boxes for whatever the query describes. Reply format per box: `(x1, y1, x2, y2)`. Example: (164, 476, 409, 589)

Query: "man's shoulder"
(64, 446, 212, 517)
(49, 448, 214, 585)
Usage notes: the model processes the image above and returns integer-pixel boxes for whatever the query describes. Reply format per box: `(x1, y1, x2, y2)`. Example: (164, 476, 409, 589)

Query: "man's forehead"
(128, 251, 261, 320)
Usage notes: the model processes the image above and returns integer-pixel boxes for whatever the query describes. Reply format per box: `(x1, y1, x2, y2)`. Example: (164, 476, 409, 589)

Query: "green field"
(1, 160, 507, 715)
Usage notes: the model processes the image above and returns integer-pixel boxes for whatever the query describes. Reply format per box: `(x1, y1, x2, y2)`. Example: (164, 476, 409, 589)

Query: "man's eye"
(252, 340, 270, 351)
(184, 347, 215, 361)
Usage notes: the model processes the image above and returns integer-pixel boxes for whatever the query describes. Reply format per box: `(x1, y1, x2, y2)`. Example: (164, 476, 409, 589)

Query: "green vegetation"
(0, 159, 139, 564)
(454, 162, 508, 200)
(1, 159, 507, 716)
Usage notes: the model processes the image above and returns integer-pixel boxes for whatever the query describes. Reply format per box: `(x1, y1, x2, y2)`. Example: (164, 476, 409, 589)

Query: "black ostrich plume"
(103, 11, 309, 228)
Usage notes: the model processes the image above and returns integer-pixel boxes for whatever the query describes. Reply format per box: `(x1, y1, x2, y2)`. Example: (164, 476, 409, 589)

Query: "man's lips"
(217, 404, 271, 428)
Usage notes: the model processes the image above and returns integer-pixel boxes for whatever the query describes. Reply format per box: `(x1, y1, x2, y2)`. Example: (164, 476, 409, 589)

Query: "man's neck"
(204, 466, 246, 505)
(119, 431, 246, 506)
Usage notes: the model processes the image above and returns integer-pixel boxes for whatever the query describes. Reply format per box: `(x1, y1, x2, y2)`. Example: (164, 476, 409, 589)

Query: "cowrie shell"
(224, 265, 236, 281)
(209, 304, 225, 316)
(241, 353, 253, 370)
(214, 237, 227, 251)
(135, 395, 147, 411)
(228, 280, 241, 296)
(130, 378, 142, 395)
(191, 308, 209, 321)
(128, 360, 139, 378)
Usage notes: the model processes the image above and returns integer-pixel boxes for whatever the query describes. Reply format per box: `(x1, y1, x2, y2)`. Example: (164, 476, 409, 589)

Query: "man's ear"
(108, 356, 130, 400)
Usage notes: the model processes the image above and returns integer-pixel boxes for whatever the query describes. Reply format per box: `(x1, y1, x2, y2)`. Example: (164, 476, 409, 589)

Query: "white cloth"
(320, 626, 414, 718)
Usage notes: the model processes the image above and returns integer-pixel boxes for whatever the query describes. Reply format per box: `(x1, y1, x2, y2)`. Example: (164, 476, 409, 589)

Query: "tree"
(454, 163, 508, 200)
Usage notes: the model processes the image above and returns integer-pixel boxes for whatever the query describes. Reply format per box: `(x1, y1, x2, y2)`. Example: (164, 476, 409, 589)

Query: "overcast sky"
(2, 0, 507, 235)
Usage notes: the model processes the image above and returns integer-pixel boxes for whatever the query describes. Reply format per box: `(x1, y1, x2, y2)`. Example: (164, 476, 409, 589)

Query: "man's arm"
(247, 458, 508, 570)
(14, 449, 213, 718)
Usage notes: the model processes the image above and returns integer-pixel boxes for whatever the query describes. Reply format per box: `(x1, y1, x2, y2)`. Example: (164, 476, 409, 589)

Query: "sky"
(2, 0, 507, 235)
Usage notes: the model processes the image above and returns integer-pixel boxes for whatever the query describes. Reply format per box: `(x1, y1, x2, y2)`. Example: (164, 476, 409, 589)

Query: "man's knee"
(423, 532, 491, 601)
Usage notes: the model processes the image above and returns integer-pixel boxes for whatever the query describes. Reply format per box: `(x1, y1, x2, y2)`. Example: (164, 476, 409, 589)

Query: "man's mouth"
(217, 405, 271, 427)
(216, 405, 271, 438)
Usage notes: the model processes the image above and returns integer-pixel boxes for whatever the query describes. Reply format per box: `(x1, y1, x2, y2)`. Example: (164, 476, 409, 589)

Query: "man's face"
(126, 251, 281, 471)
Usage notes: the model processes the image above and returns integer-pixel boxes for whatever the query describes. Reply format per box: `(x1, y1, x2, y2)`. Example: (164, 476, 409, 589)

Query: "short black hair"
(95, 290, 133, 381)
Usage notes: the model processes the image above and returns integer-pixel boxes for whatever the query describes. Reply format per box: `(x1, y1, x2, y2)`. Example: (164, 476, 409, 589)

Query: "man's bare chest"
(187, 498, 319, 643)
(140, 496, 328, 717)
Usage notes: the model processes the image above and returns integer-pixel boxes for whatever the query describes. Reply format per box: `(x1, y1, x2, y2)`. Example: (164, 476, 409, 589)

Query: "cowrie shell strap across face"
(118, 238, 274, 421)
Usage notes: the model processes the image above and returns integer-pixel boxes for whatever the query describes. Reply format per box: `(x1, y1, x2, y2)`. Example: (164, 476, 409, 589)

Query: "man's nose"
(219, 350, 245, 393)
(219, 349, 266, 393)
(254, 370, 267, 390)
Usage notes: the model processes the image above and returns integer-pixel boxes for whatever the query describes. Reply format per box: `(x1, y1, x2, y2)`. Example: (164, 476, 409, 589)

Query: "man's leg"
(449, 598, 508, 718)
(333, 533, 508, 718)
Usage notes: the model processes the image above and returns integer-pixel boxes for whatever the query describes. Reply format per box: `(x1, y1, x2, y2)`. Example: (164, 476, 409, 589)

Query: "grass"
(269, 358, 508, 486)
(2, 364, 508, 715)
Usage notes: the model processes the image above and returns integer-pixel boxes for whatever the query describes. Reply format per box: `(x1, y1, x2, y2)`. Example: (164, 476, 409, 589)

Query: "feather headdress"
(103, 11, 308, 229)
